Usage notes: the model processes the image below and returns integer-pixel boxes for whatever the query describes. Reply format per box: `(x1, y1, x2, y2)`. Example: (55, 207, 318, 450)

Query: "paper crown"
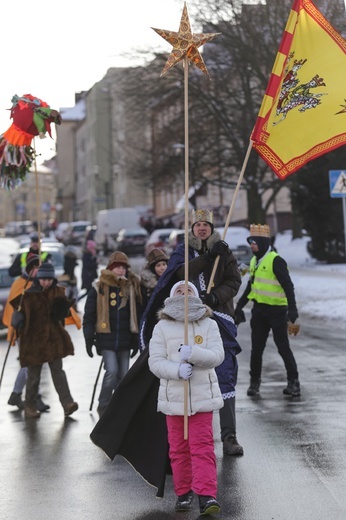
(249, 224, 271, 237)
(191, 209, 214, 225)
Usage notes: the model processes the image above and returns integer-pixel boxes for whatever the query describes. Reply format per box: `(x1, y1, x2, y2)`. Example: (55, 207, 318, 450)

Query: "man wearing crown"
(234, 224, 300, 398)
(140, 208, 244, 457)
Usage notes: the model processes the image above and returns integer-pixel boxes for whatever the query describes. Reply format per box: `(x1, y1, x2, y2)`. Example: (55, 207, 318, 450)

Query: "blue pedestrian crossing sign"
(329, 170, 346, 198)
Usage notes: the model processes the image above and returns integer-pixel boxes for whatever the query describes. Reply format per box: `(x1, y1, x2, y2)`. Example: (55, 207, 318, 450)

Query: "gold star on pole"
(152, 2, 220, 78)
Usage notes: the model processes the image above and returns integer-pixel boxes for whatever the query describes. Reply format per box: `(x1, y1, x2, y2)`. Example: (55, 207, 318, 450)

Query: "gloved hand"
(11, 310, 25, 333)
(288, 306, 299, 324)
(234, 307, 246, 326)
(201, 292, 219, 308)
(208, 240, 230, 259)
(86, 338, 95, 358)
(179, 344, 192, 361)
(178, 363, 193, 380)
(130, 345, 139, 358)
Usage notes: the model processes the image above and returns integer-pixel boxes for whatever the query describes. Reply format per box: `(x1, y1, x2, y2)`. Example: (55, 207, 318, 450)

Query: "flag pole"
(183, 56, 190, 440)
(206, 139, 253, 294)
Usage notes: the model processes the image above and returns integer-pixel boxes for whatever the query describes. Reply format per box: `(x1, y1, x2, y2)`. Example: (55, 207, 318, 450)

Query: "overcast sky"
(0, 0, 186, 159)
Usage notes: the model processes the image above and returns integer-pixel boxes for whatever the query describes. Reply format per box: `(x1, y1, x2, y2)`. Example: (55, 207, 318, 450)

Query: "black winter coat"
(83, 271, 144, 352)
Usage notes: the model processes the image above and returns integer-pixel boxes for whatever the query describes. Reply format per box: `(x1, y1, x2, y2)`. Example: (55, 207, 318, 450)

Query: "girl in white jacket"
(149, 281, 224, 516)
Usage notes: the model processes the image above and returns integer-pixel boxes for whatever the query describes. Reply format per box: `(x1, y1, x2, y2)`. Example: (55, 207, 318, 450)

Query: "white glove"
(178, 363, 193, 380)
(179, 344, 192, 361)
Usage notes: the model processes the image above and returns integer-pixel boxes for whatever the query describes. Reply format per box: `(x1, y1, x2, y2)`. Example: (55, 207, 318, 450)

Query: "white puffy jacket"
(149, 316, 224, 416)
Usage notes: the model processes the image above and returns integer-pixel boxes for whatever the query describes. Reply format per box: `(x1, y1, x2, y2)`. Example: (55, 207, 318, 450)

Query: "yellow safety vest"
(248, 251, 287, 306)
(20, 251, 49, 269)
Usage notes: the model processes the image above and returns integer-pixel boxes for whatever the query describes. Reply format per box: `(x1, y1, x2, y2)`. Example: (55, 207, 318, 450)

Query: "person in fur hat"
(141, 208, 243, 457)
(140, 248, 169, 304)
(9, 262, 78, 418)
(149, 281, 224, 516)
(4, 255, 49, 412)
(83, 251, 145, 415)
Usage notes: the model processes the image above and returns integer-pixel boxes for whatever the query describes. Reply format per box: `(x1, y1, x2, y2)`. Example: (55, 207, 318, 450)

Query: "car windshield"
(0, 268, 15, 288)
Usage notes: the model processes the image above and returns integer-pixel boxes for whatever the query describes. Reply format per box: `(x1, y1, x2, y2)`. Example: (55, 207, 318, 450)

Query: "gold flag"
(251, 0, 346, 180)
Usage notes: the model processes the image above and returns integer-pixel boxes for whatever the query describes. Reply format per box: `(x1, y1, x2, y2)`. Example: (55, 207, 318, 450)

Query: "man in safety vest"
(234, 224, 300, 397)
(8, 232, 51, 278)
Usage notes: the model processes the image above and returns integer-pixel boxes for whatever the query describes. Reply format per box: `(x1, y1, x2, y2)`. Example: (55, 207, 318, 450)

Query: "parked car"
(0, 265, 15, 329)
(114, 227, 149, 256)
(55, 222, 70, 242)
(215, 226, 252, 266)
(64, 221, 91, 246)
(17, 244, 65, 277)
(144, 228, 176, 258)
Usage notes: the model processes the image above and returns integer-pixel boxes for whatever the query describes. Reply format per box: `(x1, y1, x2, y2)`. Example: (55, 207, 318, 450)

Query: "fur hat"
(147, 248, 168, 271)
(169, 281, 199, 298)
(25, 254, 40, 275)
(191, 209, 214, 233)
(36, 262, 56, 279)
(107, 251, 130, 270)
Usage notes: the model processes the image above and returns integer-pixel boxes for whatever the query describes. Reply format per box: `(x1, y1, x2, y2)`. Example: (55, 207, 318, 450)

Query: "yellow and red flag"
(251, 0, 346, 180)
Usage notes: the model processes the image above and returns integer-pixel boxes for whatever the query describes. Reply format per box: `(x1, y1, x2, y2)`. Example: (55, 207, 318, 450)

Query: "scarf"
(159, 295, 209, 322)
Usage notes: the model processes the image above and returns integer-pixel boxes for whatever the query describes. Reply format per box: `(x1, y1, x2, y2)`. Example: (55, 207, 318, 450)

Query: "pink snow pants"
(166, 412, 217, 497)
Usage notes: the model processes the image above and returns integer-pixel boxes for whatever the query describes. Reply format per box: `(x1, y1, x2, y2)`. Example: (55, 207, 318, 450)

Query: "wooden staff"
(33, 141, 43, 262)
(183, 56, 190, 440)
(206, 139, 253, 294)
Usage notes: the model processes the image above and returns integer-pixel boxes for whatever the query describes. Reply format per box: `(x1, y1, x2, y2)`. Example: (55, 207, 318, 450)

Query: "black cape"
(90, 349, 171, 497)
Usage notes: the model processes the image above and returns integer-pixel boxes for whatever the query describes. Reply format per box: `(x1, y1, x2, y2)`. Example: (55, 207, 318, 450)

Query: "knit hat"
(36, 262, 56, 279)
(107, 251, 130, 270)
(30, 232, 39, 242)
(147, 248, 169, 273)
(169, 281, 199, 298)
(191, 209, 214, 233)
(25, 254, 40, 275)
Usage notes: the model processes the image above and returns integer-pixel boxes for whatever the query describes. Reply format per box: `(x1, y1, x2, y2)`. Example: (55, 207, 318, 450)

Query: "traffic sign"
(329, 170, 346, 198)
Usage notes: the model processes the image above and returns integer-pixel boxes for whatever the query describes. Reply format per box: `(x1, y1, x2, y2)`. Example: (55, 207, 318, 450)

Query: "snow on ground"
(238, 230, 346, 325)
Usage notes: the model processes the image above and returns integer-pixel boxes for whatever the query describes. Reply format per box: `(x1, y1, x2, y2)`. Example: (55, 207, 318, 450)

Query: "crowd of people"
(3, 211, 300, 517)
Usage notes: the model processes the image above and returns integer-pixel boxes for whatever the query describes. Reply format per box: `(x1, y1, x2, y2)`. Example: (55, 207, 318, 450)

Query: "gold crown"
(249, 224, 271, 237)
(191, 209, 214, 225)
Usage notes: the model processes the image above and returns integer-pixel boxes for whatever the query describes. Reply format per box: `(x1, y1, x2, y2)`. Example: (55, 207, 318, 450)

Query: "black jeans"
(250, 304, 298, 381)
(26, 358, 74, 409)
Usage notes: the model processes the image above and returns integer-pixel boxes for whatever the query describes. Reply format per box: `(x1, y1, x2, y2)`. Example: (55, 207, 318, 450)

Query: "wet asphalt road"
(0, 262, 346, 520)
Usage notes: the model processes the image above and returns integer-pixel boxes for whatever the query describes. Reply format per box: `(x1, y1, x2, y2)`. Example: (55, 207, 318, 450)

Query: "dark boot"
(8, 392, 25, 410)
(247, 378, 261, 396)
(25, 407, 41, 418)
(175, 490, 193, 512)
(64, 401, 79, 416)
(223, 434, 244, 456)
(36, 394, 50, 412)
(198, 495, 221, 516)
(283, 379, 301, 397)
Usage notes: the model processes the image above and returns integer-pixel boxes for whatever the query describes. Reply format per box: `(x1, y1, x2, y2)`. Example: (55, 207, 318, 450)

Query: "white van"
(94, 208, 140, 252)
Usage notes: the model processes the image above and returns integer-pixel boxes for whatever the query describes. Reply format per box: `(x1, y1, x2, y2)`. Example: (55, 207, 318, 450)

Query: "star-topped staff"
(152, 3, 220, 440)
(152, 2, 220, 78)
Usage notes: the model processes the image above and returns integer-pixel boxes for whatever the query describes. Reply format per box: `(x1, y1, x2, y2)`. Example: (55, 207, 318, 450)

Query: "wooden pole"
(33, 140, 43, 262)
(206, 139, 253, 294)
(183, 56, 189, 440)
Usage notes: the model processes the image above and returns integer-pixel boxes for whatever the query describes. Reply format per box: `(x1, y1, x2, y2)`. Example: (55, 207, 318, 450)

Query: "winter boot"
(223, 434, 244, 456)
(247, 378, 261, 396)
(198, 495, 221, 516)
(175, 491, 193, 512)
(64, 401, 79, 417)
(36, 394, 50, 412)
(283, 379, 301, 397)
(24, 407, 41, 418)
(8, 392, 25, 410)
